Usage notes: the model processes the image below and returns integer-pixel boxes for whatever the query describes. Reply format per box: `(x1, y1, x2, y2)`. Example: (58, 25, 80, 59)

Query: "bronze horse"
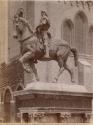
(13, 18, 78, 83)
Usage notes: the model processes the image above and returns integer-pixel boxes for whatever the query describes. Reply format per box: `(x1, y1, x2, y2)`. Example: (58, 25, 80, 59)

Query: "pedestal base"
(14, 82, 92, 123)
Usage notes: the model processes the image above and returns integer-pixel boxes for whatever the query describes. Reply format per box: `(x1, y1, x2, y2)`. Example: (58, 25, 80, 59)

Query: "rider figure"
(36, 10, 51, 58)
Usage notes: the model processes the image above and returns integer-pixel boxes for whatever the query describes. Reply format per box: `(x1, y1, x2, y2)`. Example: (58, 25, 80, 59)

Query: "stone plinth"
(13, 82, 93, 123)
(24, 82, 88, 93)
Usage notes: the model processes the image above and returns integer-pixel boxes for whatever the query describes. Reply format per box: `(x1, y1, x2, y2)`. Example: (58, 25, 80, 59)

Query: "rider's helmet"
(17, 8, 24, 17)
(41, 10, 48, 17)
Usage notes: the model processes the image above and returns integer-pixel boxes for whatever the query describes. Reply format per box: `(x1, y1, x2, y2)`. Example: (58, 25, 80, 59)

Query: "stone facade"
(0, 0, 93, 123)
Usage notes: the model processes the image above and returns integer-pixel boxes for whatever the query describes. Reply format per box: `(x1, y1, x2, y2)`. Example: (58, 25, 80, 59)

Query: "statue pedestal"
(14, 82, 92, 123)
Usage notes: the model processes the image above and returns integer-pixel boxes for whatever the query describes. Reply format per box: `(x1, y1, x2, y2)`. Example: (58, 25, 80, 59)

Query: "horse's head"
(13, 15, 27, 41)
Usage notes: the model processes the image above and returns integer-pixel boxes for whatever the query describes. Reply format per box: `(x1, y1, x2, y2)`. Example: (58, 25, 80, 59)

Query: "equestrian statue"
(13, 8, 78, 83)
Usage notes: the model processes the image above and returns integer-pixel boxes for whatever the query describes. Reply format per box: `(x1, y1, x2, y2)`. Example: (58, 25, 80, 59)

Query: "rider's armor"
(36, 11, 51, 58)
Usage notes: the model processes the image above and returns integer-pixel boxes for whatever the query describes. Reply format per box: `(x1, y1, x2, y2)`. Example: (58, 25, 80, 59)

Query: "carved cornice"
(63, 1, 93, 10)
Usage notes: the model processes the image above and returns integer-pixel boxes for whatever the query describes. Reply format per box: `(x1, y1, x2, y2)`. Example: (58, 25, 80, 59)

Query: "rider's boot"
(43, 37, 50, 58)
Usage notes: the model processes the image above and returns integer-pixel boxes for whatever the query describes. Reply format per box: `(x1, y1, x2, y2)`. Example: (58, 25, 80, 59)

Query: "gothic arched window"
(63, 19, 73, 45)
(75, 11, 88, 54)
(88, 27, 93, 55)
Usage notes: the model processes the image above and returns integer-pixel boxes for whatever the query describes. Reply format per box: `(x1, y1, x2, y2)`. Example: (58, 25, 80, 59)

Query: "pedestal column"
(0, 101, 4, 122)
(10, 99, 16, 122)
(89, 99, 93, 123)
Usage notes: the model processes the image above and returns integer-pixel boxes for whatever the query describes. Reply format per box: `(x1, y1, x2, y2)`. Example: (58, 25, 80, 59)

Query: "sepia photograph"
(0, 0, 93, 123)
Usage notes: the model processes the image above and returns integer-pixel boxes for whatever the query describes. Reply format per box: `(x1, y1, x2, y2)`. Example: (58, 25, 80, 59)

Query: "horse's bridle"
(19, 34, 33, 43)
(19, 31, 44, 45)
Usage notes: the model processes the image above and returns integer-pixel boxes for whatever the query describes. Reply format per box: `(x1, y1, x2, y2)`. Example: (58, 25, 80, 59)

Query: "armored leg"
(43, 32, 49, 58)
(44, 42, 49, 57)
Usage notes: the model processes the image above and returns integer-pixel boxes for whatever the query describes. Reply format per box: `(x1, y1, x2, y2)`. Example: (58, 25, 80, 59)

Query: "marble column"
(0, 101, 4, 122)
(20, 113, 23, 123)
(89, 98, 93, 123)
(10, 99, 16, 122)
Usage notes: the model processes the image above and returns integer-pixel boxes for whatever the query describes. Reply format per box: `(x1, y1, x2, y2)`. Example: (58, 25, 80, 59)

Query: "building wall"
(0, 1, 8, 64)
(34, 1, 93, 92)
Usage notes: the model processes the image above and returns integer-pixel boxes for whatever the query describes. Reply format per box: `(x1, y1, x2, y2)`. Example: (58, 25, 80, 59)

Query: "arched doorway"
(4, 89, 12, 122)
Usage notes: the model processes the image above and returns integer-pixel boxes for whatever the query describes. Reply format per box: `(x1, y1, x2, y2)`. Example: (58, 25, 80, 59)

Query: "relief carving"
(30, 112, 46, 119)
(60, 112, 71, 119)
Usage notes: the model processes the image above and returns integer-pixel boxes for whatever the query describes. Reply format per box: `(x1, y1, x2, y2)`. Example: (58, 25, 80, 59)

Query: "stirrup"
(44, 53, 50, 58)
(34, 60, 38, 63)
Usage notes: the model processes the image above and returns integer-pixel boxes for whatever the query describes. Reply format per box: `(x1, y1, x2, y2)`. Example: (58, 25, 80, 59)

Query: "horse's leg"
(30, 63, 40, 81)
(53, 57, 64, 83)
(64, 63, 75, 83)
(19, 51, 33, 73)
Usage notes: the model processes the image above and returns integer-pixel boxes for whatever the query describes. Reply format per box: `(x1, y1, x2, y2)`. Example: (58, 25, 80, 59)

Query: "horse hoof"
(52, 78, 57, 83)
(36, 78, 40, 81)
(71, 79, 75, 83)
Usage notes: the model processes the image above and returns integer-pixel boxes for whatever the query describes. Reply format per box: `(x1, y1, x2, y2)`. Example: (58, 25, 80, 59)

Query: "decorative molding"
(63, 1, 93, 10)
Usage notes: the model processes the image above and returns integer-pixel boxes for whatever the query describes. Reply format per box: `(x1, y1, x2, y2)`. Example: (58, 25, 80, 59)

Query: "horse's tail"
(71, 48, 78, 66)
